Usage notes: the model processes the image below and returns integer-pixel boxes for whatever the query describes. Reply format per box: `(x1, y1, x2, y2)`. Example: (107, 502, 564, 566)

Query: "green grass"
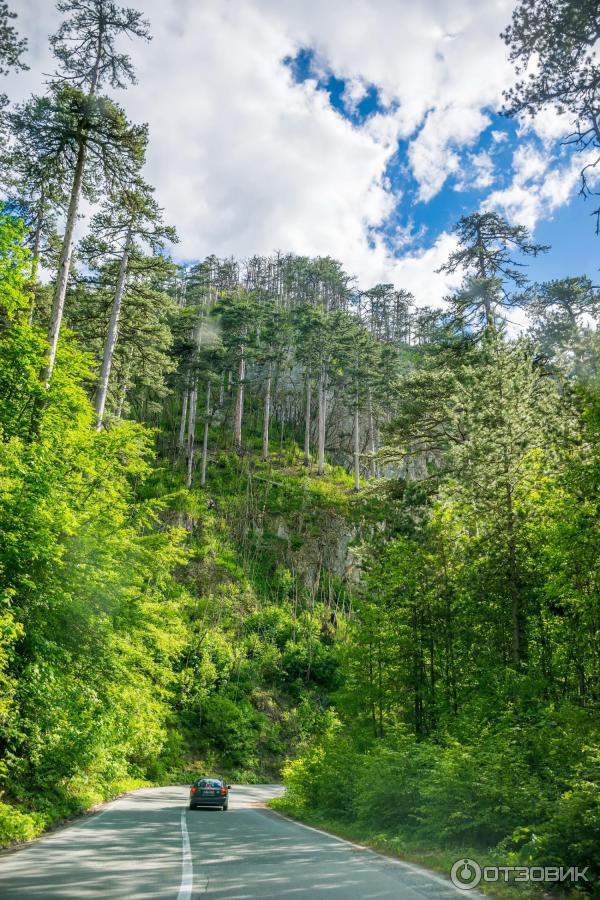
(267, 798, 584, 900)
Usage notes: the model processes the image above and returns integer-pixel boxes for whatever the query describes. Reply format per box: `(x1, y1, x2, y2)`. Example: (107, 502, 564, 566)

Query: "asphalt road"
(0, 785, 465, 898)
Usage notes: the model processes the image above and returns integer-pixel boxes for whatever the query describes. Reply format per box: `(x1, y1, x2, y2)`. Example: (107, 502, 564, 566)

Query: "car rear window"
(196, 778, 222, 787)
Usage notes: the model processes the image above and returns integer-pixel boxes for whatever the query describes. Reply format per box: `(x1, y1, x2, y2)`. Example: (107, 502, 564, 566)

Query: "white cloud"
(409, 106, 492, 201)
(454, 149, 495, 193)
(511, 143, 551, 184)
(341, 76, 369, 115)
(485, 144, 599, 230)
(389, 219, 428, 252)
(1, 0, 527, 304)
(388, 231, 462, 303)
(521, 106, 572, 146)
(471, 150, 496, 189)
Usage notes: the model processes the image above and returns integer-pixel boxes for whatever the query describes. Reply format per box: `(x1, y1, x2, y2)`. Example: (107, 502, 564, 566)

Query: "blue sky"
(6, 0, 600, 304)
(285, 46, 600, 288)
(532, 203, 599, 282)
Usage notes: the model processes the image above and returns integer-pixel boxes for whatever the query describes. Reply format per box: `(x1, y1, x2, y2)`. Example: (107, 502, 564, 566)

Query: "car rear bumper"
(190, 796, 226, 806)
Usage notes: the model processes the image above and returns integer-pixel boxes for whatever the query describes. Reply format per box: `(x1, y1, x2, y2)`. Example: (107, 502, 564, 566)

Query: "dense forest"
(0, 0, 599, 893)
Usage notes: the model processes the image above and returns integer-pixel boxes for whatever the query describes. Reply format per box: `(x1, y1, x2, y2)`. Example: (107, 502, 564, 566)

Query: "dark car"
(189, 777, 231, 810)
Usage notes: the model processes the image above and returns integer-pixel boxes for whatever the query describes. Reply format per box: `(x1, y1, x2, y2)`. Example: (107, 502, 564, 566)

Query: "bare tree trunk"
(262, 362, 272, 461)
(367, 388, 378, 477)
(476, 228, 495, 330)
(303, 375, 311, 466)
(114, 347, 133, 420)
(185, 381, 198, 489)
(88, 29, 104, 97)
(317, 366, 326, 475)
(41, 23, 105, 386)
(279, 401, 286, 458)
(353, 392, 360, 492)
(233, 348, 245, 452)
(43, 138, 87, 385)
(484, 296, 494, 328)
(177, 388, 189, 452)
(506, 479, 522, 665)
(27, 195, 45, 325)
(95, 230, 132, 431)
(115, 381, 127, 419)
(219, 371, 225, 406)
(200, 380, 211, 487)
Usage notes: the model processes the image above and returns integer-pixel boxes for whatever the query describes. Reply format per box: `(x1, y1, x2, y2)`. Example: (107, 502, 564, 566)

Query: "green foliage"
(282, 319, 599, 889)
(503, 1, 600, 229)
(523, 753, 600, 876)
(0, 802, 43, 846)
(171, 455, 349, 780)
(282, 707, 598, 857)
(50, 0, 151, 93)
(282, 713, 360, 819)
(2, 16, 600, 884)
(199, 696, 264, 769)
(0, 2, 27, 78)
(0, 205, 30, 318)
(0, 214, 191, 840)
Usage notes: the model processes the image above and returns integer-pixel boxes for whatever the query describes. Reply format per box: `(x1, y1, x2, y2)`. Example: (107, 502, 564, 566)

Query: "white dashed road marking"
(177, 807, 193, 900)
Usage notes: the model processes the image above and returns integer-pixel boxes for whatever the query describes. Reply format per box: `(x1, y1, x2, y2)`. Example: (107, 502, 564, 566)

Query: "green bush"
(200, 695, 265, 768)
(416, 725, 548, 845)
(0, 802, 45, 846)
(282, 709, 599, 880)
(282, 713, 361, 819)
(530, 779, 600, 879)
(514, 750, 600, 890)
(353, 735, 434, 833)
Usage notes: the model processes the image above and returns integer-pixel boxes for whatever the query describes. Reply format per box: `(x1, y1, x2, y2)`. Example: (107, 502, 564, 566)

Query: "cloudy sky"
(5, 0, 600, 303)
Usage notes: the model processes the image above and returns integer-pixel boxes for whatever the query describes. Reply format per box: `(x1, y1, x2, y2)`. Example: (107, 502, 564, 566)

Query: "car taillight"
(191, 786, 197, 793)
(220, 787, 227, 795)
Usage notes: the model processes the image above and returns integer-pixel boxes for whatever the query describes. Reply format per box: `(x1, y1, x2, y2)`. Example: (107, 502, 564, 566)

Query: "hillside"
(0, 1, 599, 894)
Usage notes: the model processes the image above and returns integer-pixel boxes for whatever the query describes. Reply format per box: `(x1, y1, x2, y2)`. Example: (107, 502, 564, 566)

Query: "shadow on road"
(186, 805, 459, 899)
(0, 788, 183, 898)
(0, 786, 459, 899)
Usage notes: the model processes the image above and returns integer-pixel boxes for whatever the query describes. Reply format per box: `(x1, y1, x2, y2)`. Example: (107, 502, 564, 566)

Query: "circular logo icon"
(451, 858, 482, 890)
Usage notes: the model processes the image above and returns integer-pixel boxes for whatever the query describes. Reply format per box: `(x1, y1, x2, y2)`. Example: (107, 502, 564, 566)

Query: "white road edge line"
(266, 807, 484, 897)
(177, 808, 193, 900)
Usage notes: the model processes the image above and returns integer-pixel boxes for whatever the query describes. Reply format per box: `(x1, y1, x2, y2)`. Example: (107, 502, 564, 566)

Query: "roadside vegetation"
(0, 1, 598, 896)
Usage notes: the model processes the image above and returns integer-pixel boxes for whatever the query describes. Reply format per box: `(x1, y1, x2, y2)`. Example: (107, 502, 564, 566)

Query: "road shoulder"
(265, 802, 494, 900)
